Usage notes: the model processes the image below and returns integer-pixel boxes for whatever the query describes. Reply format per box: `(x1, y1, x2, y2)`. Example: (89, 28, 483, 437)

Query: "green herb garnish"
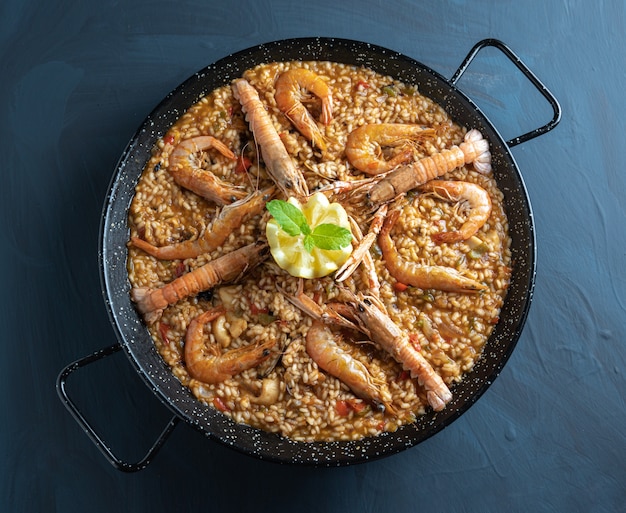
(266, 199, 352, 253)
(266, 199, 310, 236)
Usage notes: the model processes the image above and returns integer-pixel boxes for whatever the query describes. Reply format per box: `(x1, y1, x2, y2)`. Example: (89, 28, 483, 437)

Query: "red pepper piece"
(235, 155, 252, 174)
(213, 397, 229, 412)
(393, 282, 409, 292)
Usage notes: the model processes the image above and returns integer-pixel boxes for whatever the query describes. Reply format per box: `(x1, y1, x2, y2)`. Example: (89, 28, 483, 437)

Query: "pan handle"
(450, 38, 561, 147)
(56, 343, 180, 472)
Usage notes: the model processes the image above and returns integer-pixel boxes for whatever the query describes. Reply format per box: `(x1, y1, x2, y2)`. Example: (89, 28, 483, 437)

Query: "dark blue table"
(2, 1, 624, 511)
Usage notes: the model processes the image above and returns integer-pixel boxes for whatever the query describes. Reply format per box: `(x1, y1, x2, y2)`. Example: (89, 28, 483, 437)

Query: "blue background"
(2, 1, 624, 511)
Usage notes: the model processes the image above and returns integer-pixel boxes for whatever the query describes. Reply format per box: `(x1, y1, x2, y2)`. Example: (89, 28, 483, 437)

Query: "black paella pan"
(57, 38, 560, 470)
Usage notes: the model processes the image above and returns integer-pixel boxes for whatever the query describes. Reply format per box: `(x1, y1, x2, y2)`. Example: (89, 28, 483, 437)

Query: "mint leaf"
(303, 234, 315, 253)
(309, 223, 353, 251)
(266, 199, 352, 254)
(266, 199, 310, 236)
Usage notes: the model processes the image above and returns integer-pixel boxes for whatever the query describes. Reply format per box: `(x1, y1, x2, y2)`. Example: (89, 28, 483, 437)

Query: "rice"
(127, 61, 511, 442)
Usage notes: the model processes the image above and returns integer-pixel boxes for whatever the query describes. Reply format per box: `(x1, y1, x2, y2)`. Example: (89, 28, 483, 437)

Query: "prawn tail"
(396, 343, 452, 412)
(426, 390, 451, 412)
(130, 286, 163, 324)
(460, 129, 492, 174)
(130, 237, 162, 258)
(430, 231, 464, 245)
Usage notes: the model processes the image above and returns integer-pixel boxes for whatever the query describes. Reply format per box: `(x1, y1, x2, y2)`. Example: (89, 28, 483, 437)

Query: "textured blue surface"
(1, 1, 624, 511)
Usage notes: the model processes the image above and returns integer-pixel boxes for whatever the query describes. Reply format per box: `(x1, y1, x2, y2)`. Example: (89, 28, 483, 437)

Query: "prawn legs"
(335, 204, 388, 294)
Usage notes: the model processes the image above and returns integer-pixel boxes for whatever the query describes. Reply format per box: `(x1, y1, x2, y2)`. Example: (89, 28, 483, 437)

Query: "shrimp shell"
(130, 186, 275, 260)
(367, 128, 492, 205)
(232, 78, 309, 199)
(306, 321, 395, 414)
(185, 308, 277, 384)
(130, 241, 269, 324)
(345, 123, 435, 175)
(275, 68, 333, 152)
(418, 180, 492, 244)
(168, 135, 246, 205)
(340, 290, 453, 412)
(378, 209, 488, 293)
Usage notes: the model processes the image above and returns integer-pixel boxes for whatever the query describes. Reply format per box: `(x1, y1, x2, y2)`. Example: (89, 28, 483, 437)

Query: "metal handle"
(451, 38, 561, 147)
(56, 344, 180, 472)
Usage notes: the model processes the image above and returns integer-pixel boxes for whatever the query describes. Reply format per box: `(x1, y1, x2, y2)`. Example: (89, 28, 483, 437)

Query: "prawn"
(130, 186, 275, 260)
(339, 289, 453, 412)
(279, 279, 360, 332)
(378, 209, 488, 293)
(130, 241, 269, 324)
(346, 215, 381, 299)
(367, 128, 492, 205)
(232, 78, 309, 199)
(168, 136, 247, 205)
(274, 68, 333, 152)
(281, 284, 450, 411)
(306, 321, 396, 414)
(315, 175, 384, 212)
(345, 123, 435, 175)
(418, 180, 492, 244)
(335, 205, 387, 290)
(185, 307, 276, 384)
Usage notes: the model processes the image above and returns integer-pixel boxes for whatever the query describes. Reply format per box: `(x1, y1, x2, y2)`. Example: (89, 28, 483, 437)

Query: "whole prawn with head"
(418, 180, 492, 244)
(345, 123, 435, 175)
(306, 321, 396, 415)
(368, 128, 492, 205)
(130, 186, 276, 260)
(378, 208, 488, 293)
(232, 78, 309, 200)
(185, 307, 277, 384)
(274, 68, 334, 153)
(130, 241, 269, 324)
(167, 135, 247, 205)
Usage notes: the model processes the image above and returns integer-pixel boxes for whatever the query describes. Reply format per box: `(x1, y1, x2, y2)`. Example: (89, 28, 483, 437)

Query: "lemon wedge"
(266, 193, 353, 279)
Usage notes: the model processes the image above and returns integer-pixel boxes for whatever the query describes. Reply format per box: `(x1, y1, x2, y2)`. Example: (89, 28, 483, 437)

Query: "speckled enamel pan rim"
(99, 37, 536, 466)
